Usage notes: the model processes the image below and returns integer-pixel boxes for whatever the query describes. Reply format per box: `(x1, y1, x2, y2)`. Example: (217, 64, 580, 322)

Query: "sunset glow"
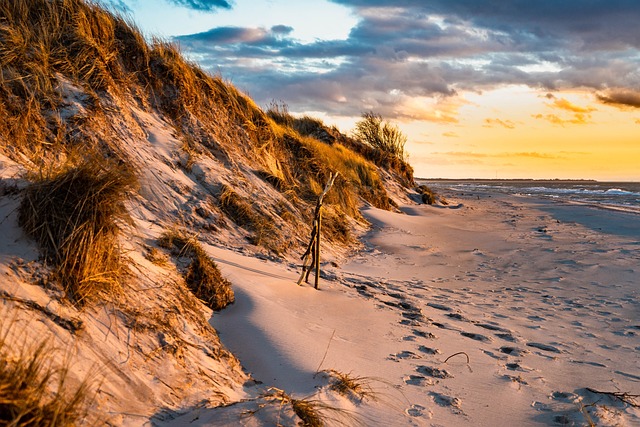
(104, 0, 640, 180)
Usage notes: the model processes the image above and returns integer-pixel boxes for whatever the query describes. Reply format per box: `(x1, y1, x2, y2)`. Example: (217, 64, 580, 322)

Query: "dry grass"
(322, 370, 377, 403)
(158, 229, 234, 311)
(0, 312, 98, 426)
(18, 153, 136, 306)
(416, 184, 447, 205)
(217, 185, 279, 249)
(291, 398, 325, 427)
(0, 0, 414, 258)
(261, 387, 363, 427)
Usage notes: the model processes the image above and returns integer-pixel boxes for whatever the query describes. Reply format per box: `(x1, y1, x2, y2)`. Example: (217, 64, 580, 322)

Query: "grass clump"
(217, 185, 278, 249)
(262, 387, 361, 427)
(417, 184, 447, 205)
(0, 314, 97, 426)
(218, 185, 260, 229)
(353, 111, 407, 161)
(158, 230, 234, 311)
(291, 398, 324, 427)
(322, 369, 377, 403)
(18, 154, 136, 305)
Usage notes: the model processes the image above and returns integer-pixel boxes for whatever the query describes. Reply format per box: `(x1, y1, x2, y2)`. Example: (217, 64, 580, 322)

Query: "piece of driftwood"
(297, 172, 338, 289)
(586, 388, 639, 407)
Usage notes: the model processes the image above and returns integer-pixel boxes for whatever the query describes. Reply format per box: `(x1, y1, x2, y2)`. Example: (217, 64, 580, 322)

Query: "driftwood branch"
(297, 172, 338, 288)
(443, 352, 470, 364)
(586, 388, 640, 407)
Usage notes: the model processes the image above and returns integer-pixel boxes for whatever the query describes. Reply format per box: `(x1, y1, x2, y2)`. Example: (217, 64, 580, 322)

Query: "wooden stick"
(586, 388, 639, 407)
(314, 207, 322, 289)
(296, 172, 339, 288)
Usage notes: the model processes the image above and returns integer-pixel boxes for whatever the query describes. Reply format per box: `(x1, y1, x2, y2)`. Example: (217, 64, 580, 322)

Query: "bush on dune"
(18, 153, 137, 306)
(158, 230, 234, 311)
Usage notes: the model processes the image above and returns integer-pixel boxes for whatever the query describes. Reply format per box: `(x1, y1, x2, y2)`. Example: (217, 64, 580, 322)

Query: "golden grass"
(0, 0, 414, 257)
(0, 312, 98, 426)
(416, 184, 446, 205)
(18, 153, 136, 305)
(322, 369, 377, 403)
(158, 229, 234, 311)
(262, 387, 364, 427)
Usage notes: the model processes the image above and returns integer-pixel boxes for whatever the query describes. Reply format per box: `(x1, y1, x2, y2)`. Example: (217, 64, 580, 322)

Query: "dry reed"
(0, 312, 98, 425)
(18, 154, 136, 305)
(158, 230, 234, 311)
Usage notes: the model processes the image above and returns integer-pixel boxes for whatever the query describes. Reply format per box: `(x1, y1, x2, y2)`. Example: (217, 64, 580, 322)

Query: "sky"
(103, 0, 640, 180)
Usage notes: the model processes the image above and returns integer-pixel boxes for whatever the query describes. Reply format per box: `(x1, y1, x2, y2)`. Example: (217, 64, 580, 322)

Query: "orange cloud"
(442, 131, 459, 138)
(532, 113, 591, 126)
(550, 98, 596, 113)
(484, 118, 515, 129)
(434, 151, 564, 159)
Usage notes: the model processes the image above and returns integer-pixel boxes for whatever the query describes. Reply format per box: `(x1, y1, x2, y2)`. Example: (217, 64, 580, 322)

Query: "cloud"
(442, 132, 459, 138)
(484, 118, 515, 129)
(434, 151, 563, 159)
(532, 113, 591, 126)
(596, 89, 640, 109)
(166, 0, 232, 11)
(549, 98, 596, 113)
(175, 1, 640, 120)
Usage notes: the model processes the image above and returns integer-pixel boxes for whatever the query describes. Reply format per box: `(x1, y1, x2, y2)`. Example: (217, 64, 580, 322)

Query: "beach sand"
(166, 188, 640, 426)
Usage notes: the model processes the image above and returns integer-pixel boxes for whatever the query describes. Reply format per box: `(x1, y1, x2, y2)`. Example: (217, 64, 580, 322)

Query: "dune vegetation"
(0, 0, 417, 424)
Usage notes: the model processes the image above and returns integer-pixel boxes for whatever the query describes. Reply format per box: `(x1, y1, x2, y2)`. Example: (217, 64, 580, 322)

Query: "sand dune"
(165, 188, 640, 426)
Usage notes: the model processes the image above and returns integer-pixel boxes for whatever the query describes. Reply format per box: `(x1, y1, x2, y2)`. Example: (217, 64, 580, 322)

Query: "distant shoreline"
(417, 178, 640, 184)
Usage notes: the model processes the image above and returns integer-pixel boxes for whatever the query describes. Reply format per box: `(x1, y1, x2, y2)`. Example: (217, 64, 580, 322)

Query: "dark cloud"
(596, 89, 640, 109)
(167, 0, 232, 12)
(175, 1, 640, 120)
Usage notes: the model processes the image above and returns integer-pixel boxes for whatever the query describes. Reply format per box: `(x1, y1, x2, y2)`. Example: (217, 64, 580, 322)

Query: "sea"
(421, 180, 640, 214)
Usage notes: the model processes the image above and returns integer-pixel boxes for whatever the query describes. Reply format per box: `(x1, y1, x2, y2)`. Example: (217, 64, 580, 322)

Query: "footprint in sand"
(416, 365, 453, 379)
(405, 404, 431, 418)
(526, 342, 561, 353)
(418, 345, 441, 355)
(447, 312, 472, 322)
(476, 322, 509, 332)
(550, 391, 582, 404)
(503, 374, 528, 386)
(570, 359, 607, 368)
(505, 362, 534, 372)
(495, 333, 519, 342)
(412, 329, 437, 339)
(389, 350, 421, 361)
(404, 375, 435, 387)
(427, 302, 452, 311)
(500, 346, 529, 357)
(429, 392, 462, 411)
(460, 331, 492, 342)
(482, 350, 507, 360)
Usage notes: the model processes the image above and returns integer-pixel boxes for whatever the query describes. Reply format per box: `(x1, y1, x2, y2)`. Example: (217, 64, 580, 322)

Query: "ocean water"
(423, 180, 640, 214)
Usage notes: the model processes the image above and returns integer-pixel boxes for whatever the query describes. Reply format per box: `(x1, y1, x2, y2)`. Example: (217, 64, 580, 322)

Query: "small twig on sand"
(444, 351, 470, 364)
(314, 329, 336, 377)
(586, 388, 640, 407)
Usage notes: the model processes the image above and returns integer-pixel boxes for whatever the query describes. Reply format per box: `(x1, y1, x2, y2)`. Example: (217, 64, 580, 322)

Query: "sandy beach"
(166, 187, 640, 426)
